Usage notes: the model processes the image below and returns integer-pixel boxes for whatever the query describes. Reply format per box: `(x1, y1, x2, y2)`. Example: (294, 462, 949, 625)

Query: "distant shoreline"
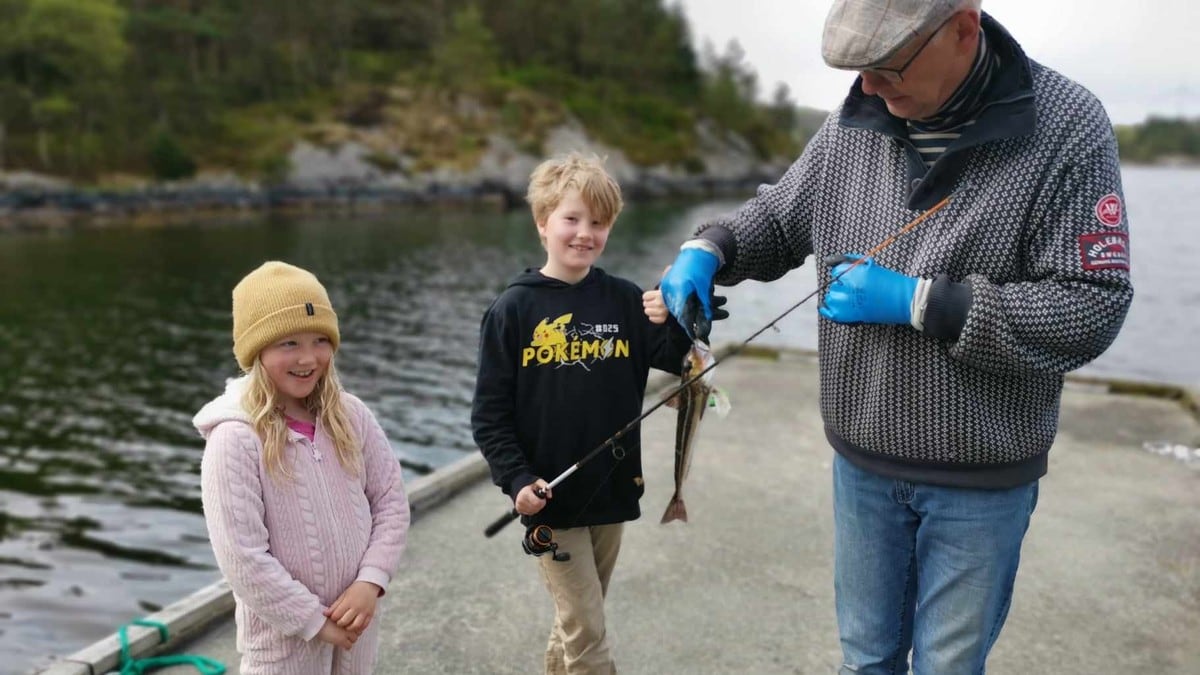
(1120, 158, 1200, 169)
(0, 175, 770, 232)
(2, 161, 1194, 233)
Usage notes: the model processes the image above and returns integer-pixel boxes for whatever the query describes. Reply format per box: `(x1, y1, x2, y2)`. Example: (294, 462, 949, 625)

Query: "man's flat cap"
(822, 0, 961, 69)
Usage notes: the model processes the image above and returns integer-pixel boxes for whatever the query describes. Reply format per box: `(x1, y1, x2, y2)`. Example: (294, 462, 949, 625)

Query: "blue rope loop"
(117, 618, 226, 675)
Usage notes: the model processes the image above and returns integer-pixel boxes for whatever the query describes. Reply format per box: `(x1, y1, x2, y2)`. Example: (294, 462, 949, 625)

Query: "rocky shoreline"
(0, 122, 791, 230)
(0, 173, 775, 230)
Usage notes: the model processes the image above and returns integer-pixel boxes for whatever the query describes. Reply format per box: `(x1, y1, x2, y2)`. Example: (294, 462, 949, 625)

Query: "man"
(658, 1, 1133, 672)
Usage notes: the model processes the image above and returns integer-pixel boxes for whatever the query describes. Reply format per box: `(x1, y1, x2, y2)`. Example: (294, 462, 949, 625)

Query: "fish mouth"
(685, 295, 711, 344)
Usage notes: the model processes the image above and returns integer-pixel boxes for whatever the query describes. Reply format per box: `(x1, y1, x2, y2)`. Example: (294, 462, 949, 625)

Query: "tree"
(431, 5, 499, 92)
(4, 0, 126, 172)
(700, 40, 758, 130)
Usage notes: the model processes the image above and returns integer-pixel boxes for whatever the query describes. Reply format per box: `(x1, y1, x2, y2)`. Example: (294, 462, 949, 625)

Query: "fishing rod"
(483, 195, 953, 538)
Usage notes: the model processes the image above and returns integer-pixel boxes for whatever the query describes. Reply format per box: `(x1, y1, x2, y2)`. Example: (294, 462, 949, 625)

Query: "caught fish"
(660, 340, 719, 524)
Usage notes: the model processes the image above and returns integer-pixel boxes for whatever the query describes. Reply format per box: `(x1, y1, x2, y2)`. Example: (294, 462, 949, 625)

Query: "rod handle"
(484, 509, 520, 537)
(484, 487, 547, 538)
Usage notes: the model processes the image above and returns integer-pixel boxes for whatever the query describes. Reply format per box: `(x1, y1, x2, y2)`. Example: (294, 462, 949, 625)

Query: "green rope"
(117, 618, 226, 675)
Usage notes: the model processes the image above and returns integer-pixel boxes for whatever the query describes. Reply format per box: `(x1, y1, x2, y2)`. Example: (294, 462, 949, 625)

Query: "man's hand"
(819, 254, 918, 325)
(325, 581, 382, 635)
(661, 247, 719, 339)
(515, 479, 551, 516)
(648, 265, 728, 335)
(660, 247, 729, 341)
(316, 617, 359, 649)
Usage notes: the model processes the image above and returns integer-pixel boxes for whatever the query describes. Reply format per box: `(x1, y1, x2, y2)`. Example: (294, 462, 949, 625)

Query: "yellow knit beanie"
(231, 261, 340, 370)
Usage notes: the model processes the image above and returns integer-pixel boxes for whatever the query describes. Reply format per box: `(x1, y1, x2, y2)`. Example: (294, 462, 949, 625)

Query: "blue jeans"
(833, 453, 1039, 675)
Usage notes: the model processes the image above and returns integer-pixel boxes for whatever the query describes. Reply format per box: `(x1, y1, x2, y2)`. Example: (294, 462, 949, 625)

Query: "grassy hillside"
(0, 1, 823, 184)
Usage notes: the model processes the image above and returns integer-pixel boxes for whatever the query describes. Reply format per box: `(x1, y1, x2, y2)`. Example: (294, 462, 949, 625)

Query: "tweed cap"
(822, 0, 961, 69)
(231, 261, 340, 370)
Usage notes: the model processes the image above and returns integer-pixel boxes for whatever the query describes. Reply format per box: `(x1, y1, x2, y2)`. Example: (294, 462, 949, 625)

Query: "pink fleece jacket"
(195, 377, 410, 649)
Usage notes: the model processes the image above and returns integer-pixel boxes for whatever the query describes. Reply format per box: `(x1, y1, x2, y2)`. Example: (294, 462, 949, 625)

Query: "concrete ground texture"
(156, 350, 1199, 674)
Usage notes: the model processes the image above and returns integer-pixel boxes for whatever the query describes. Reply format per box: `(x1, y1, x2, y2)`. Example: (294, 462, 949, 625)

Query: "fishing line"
(484, 195, 953, 539)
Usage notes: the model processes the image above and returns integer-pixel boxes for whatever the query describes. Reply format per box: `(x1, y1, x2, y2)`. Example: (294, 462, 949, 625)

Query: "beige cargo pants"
(538, 523, 624, 675)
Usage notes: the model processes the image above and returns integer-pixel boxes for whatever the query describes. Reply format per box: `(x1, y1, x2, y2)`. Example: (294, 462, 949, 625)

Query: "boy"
(471, 152, 691, 674)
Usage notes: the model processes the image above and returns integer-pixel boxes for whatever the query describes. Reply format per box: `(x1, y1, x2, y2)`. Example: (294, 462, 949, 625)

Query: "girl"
(195, 261, 409, 674)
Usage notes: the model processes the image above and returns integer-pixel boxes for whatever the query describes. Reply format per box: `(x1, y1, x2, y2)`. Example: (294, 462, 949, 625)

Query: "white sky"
(676, 0, 1198, 125)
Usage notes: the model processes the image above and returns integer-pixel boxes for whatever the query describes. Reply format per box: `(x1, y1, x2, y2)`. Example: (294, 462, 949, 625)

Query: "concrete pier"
(45, 350, 1200, 674)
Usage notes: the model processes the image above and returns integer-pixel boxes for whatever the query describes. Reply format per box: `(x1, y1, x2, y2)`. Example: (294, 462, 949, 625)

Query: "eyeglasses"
(862, 15, 955, 84)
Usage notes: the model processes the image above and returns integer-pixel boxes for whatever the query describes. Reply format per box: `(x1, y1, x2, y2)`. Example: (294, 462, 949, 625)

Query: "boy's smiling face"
(538, 189, 612, 283)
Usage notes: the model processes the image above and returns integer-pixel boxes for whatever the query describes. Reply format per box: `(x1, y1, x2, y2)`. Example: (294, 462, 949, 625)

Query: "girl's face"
(537, 189, 611, 283)
(258, 332, 334, 416)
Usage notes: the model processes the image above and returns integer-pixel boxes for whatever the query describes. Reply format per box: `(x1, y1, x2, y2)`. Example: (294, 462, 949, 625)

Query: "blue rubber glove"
(661, 247, 721, 341)
(819, 254, 918, 325)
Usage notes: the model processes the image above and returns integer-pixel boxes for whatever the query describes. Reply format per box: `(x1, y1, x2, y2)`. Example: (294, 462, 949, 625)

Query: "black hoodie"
(471, 267, 692, 528)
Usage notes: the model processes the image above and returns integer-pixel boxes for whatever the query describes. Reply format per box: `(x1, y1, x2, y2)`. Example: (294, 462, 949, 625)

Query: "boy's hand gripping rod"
(483, 196, 952, 538)
(482, 477, 571, 538)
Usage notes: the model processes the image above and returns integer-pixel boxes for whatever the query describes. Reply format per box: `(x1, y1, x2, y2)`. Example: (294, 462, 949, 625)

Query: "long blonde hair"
(242, 358, 362, 480)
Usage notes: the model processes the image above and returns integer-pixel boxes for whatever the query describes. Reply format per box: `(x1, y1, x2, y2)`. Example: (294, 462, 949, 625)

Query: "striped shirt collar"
(909, 30, 1000, 133)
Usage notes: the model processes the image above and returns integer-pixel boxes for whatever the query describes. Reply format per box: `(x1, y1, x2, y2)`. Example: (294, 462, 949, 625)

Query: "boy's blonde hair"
(526, 152, 624, 228)
(242, 356, 361, 480)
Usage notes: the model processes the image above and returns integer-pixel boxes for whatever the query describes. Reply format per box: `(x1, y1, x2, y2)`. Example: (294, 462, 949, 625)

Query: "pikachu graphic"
(531, 313, 572, 347)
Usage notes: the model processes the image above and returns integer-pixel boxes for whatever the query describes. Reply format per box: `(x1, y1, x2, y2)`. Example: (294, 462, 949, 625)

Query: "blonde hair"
(242, 357, 361, 480)
(526, 152, 624, 230)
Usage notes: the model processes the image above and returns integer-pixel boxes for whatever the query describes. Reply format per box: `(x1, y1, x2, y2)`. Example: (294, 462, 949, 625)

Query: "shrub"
(147, 129, 196, 181)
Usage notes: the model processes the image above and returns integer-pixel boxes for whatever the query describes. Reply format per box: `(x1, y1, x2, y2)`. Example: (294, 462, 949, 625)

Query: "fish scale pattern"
(698, 59, 1133, 485)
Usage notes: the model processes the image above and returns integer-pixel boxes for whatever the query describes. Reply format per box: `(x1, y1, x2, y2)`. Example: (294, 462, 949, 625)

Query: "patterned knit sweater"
(696, 16, 1133, 488)
(196, 377, 410, 650)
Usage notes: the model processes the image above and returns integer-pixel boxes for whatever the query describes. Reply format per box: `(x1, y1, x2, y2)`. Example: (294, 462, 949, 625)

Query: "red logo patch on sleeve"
(1079, 232, 1129, 271)
(1094, 193, 1122, 227)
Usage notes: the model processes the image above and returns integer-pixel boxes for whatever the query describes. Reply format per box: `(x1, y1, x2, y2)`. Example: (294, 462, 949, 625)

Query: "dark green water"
(0, 201, 731, 673)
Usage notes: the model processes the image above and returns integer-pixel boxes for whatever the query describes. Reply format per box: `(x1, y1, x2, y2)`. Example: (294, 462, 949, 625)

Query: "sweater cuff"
(300, 608, 327, 642)
(909, 278, 933, 331)
(508, 471, 537, 499)
(357, 566, 391, 597)
(695, 226, 737, 269)
(922, 274, 973, 341)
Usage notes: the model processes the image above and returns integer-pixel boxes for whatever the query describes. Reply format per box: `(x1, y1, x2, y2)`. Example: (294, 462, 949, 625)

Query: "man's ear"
(952, 10, 981, 52)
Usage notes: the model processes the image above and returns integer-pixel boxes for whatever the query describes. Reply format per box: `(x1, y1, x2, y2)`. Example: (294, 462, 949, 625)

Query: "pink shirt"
(285, 415, 316, 442)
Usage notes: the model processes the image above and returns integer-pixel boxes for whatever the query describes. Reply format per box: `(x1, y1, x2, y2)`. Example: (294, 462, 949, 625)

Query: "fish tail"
(660, 496, 688, 524)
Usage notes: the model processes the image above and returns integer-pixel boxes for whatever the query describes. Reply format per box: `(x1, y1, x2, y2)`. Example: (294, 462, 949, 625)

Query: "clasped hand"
(317, 580, 383, 649)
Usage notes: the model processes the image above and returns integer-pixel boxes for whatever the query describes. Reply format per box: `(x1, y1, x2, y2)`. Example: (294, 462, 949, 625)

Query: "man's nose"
(864, 72, 883, 94)
(859, 71, 889, 96)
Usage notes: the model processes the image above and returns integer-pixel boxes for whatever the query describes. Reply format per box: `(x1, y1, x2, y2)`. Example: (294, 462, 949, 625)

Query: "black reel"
(522, 524, 570, 562)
